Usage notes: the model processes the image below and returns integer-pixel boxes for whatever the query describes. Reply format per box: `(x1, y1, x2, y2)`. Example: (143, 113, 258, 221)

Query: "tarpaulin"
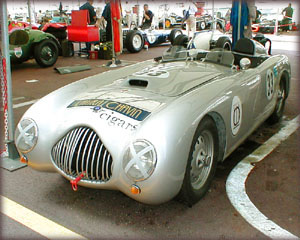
(230, 0, 248, 48)
(110, 0, 122, 54)
(54, 65, 91, 74)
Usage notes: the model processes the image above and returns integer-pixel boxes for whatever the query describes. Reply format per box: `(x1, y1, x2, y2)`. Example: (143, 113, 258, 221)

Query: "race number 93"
(266, 69, 274, 100)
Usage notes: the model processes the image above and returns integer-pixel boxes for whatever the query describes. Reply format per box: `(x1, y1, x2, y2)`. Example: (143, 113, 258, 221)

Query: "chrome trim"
(51, 127, 113, 182)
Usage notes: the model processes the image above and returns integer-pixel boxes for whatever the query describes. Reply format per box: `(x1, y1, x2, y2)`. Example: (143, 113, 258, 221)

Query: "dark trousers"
(106, 21, 112, 42)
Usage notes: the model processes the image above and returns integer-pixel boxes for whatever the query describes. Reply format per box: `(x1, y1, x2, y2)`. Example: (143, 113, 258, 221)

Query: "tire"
(169, 28, 183, 45)
(125, 30, 144, 53)
(215, 36, 232, 51)
(217, 22, 224, 32)
(199, 21, 206, 30)
(34, 39, 59, 67)
(178, 116, 219, 206)
(267, 79, 286, 124)
(173, 34, 189, 48)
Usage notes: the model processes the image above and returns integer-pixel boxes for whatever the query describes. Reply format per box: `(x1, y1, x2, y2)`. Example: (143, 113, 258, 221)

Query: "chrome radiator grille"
(52, 127, 113, 181)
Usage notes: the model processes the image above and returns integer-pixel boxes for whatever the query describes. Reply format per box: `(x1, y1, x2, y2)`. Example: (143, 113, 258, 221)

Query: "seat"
(67, 10, 100, 55)
(233, 38, 255, 55)
(232, 38, 267, 68)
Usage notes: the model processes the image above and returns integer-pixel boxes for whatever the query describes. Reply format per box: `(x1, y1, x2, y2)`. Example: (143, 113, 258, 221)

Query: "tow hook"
(70, 172, 86, 191)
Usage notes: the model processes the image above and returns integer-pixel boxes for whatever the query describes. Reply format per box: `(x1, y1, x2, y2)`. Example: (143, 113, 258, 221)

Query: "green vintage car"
(9, 29, 60, 67)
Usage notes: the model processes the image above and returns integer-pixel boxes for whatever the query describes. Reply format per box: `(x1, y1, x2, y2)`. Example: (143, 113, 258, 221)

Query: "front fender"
(32, 32, 60, 48)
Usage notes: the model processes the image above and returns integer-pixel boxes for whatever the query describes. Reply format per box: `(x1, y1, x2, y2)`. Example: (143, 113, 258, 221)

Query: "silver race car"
(15, 38, 290, 205)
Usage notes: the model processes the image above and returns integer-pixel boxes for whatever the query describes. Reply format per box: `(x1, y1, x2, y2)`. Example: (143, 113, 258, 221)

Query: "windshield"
(162, 46, 188, 62)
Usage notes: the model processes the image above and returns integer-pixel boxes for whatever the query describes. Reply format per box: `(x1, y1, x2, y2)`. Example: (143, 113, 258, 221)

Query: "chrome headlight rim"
(15, 117, 39, 154)
(123, 139, 157, 182)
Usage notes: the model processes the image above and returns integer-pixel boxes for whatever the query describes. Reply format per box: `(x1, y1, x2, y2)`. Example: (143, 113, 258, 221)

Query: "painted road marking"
(1, 195, 88, 240)
(26, 79, 39, 83)
(0, 100, 38, 111)
(13, 97, 25, 101)
(13, 100, 38, 109)
(226, 116, 299, 239)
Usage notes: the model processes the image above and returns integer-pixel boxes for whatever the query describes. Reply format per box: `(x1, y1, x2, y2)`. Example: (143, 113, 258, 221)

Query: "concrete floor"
(1, 32, 299, 239)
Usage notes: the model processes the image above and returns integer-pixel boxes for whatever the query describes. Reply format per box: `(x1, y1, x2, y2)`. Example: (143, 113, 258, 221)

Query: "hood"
(117, 61, 223, 97)
(66, 61, 225, 122)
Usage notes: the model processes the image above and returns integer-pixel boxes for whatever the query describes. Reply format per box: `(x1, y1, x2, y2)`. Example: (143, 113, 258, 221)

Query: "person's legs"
(190, 15, 196, 38)
(187, 18, 191, 38)
(106, 22, 112, 41)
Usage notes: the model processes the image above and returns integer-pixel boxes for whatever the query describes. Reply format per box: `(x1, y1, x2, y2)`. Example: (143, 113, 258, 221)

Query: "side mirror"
(240, 58, 251, 70)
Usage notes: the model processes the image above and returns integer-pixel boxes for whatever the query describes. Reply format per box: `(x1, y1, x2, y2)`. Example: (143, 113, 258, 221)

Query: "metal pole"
(27, 0, 32, 28)
(275, 7, 279, 35)
(237, 0, 241, 41)
(163, 4, 165, 30)
(1, 0, 19, 160)
(211, 0, 215, 41)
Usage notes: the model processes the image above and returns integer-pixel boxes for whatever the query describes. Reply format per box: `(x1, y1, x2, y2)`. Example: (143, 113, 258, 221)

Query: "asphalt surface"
(1, 32, 299, 240)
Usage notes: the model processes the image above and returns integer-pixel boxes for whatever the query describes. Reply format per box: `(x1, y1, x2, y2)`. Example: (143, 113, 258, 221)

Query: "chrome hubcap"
(133, 35, 142, 49)
(41, 46, 53, 61)
(174, 31, 181, 38)
(190, 131, 214, 190)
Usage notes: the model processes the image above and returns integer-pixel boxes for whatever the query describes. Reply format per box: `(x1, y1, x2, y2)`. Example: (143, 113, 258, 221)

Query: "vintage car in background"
(173, 29, 232, 51)
(182, 14, 225, 31)
(15, 37, 290, 205)
(158, 13, 184, 29)
(9, 29, 59, 67)
(123, 28, 183, 53)
(252, 9, 298, 33)
(8, 21, 39, 33)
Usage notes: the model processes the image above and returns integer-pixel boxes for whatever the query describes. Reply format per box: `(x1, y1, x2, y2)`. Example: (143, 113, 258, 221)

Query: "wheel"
(215, 36, 232, 51)
(165, 19, 171, 28)
(217, 22, 224, 32)
(178, 116, 219, 206)
(169, 28, 183, 45)
(173, 34, 189, 48)
(199, 21, 206, 30)
(267, 79, 286, 124)
(125, 30, 144, 53)
(34, 39, 59, 67)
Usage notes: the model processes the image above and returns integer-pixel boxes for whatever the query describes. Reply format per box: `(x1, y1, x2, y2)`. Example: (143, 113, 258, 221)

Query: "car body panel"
(15, 47, 290, 204)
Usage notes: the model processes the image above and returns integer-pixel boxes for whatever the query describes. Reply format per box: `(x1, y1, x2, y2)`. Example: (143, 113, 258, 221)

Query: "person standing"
(123, 1, 133, 28)
(184, 2, 197, 39)
(244, 0, 256, 39)
(141, 4, 154, 30)
(36, 10, 43, 24)
(282, 3, 293, 31)
(102, 0, 112, 41)
(80, 0, 97, 25)
(255, 6, 262, 23)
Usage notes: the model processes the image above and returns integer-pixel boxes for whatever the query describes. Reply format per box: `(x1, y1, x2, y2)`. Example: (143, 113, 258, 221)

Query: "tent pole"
(1, 0, 23, 170)
(27, 0, 32, 29)
(237, 0, 241, 41)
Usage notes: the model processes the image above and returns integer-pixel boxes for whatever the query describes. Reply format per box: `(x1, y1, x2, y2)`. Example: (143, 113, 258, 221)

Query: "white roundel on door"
(266, 69, 274, 100)
(231, 96, 242, 136)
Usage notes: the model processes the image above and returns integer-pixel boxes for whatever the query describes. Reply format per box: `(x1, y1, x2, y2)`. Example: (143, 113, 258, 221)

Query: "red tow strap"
(70, 172, 86, 191)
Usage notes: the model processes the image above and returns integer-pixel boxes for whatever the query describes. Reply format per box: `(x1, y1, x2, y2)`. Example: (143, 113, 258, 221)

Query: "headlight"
(15, 118, 38, 153)
(123, 139, 157, 182)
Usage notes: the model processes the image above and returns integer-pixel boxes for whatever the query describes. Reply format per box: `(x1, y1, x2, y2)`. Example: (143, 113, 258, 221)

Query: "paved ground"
(1, 32, 299, 239)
